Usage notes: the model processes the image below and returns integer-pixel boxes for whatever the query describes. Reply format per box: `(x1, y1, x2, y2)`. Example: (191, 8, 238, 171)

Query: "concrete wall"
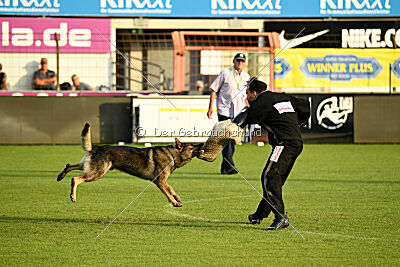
(0, 94, 399, 144)
(354, 95, 400, 143)
(0, 97, 131, 144)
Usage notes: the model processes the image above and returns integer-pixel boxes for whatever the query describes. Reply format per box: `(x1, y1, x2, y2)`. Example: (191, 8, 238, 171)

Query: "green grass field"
(0, 144, 399, 265)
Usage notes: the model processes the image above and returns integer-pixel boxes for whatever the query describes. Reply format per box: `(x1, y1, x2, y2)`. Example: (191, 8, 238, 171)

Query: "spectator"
(189, 80, 205, 95)
(0, 63, 7, 91)
(207, 53, 250, 174)
(33, 58, 56, 90)
(196, 80, 205, 92)
(71, 74, 94, 91)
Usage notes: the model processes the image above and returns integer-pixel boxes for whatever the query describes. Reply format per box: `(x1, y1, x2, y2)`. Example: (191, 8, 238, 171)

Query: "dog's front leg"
(154, 177, 182, 207)
(165, 182, 182, 204)
(70, 175, 85, 202)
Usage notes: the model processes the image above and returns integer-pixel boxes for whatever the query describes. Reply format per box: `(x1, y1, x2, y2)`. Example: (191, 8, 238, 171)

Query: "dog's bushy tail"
(81, 123, 92, 152)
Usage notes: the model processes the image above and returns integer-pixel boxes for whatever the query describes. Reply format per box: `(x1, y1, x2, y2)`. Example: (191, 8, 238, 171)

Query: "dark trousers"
(254, 140, 303, 219)
(218, 114, 236, 172)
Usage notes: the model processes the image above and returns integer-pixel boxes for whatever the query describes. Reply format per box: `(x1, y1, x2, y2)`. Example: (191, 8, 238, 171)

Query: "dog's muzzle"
(194, 148, 204, 157)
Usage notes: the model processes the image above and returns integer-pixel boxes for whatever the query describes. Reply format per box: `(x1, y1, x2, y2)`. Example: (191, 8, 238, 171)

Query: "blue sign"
(0, 0, 399, 17)
(391, 58, 400, 79)
(320, 0, 393, 16)
(274, 58, 292, 79)
(299, 55, 382, 81)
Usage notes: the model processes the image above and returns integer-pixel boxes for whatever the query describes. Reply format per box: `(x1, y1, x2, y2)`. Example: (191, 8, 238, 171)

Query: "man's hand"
(207, 90, 217, 119)
(207, 109, 213, 119)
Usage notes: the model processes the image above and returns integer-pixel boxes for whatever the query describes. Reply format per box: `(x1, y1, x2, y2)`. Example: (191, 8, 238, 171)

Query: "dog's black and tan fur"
(57, 123, 203, 207)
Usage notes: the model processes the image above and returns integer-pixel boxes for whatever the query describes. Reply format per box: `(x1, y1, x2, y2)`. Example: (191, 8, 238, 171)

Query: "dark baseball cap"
(233, 53, 246, 61)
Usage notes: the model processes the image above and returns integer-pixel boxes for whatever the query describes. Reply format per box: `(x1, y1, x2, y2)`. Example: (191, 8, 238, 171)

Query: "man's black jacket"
(244, 91, 310, 145)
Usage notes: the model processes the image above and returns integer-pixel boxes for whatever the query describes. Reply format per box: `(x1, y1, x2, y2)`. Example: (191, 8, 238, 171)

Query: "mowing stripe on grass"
(303, 231, 400, 242)
(163, 195, 253, 224)
(94, 159, 175, 240)
(164, 196, 400, 243)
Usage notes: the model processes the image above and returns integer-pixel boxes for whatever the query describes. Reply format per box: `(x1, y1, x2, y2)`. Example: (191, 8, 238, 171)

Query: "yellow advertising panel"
(275, 49, 400, 88)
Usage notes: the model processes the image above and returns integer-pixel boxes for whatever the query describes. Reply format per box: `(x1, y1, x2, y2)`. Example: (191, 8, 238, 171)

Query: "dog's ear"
(175, 138, 183, 151)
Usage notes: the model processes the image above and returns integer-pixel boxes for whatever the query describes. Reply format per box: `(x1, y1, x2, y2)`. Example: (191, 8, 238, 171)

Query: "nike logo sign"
(279, 29, 330, 49)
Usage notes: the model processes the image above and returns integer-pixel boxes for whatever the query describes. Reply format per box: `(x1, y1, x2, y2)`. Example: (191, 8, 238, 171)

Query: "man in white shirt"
(207, 53, 250, 174)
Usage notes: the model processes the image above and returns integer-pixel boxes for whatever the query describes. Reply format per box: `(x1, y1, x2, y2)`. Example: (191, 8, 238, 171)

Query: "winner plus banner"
(275, 49, 400, 89)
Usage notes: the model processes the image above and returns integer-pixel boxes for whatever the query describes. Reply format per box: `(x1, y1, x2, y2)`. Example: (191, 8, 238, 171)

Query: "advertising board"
(0, 0, 399, 17)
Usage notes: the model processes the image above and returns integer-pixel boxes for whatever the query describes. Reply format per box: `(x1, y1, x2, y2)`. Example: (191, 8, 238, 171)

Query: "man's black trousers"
(254, 140, 303, 219)
(217, 114, 236, 172)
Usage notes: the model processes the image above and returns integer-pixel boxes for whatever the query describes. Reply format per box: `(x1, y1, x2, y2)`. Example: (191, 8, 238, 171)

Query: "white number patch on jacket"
(273, 101, 295, 114)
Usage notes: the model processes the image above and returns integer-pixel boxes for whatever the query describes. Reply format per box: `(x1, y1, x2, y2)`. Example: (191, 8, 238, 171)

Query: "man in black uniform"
(233, 78, 310, 230)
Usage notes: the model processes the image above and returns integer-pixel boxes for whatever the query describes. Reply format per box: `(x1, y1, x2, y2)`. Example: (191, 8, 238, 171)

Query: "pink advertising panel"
(0, 17, 111, 53)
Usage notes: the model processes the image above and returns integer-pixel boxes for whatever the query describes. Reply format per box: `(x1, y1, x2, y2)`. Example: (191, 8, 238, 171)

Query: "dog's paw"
(57, 174, 64, 181)
(70, 194, 76, 203)
(172, 202, 182, 207)
(173, 195, 182, 203)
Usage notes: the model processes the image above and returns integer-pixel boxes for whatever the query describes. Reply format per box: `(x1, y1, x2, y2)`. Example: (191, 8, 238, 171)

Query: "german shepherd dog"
(57, 123, 203, 207)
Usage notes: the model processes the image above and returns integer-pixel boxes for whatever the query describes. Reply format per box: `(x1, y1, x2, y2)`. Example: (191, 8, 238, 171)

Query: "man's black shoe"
(221, 168, 238, 175)
(266, 215, 289, 230)
(248, 214, 263, 224)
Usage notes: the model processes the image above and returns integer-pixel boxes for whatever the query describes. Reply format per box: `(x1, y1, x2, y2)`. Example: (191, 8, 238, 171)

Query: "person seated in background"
(196, 80, 205, 93)
(189, 80, 205, 95)
(33, 58, 56, 90)
(71, 74, 94, 91)
(0, 63, 7, 91)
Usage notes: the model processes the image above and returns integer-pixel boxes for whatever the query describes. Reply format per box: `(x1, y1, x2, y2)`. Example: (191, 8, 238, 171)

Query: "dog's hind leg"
(165, 182, 182, 204)
(70, 164, 111, 202)
(57, 163, 83, 181)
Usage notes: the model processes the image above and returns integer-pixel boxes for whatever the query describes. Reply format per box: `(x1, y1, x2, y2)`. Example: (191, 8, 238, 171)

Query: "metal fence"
(115, 30, 278, 92)
(115, 30, 173, 91)
(175, 31, 275, 92)
(2, 28, 279, 92)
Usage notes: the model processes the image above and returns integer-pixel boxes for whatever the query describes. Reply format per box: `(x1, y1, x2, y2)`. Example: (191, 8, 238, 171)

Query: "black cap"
(233, 53, 246, 61)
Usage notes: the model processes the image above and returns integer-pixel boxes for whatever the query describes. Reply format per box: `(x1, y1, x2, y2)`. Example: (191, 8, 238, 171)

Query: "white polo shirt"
(210, 66, 250, 118)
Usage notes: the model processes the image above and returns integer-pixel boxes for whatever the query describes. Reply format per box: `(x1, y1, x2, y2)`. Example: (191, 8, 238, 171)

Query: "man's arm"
(1, 76, 7, 90)
(45, 71, 57, 85)
(34, 77, 45, 86)
(207, 69, 225, 119)
(232, 105, 263, 128)
(47, 76, 57, 85)
(83, 82, 95, 91)
(207, 90, 216, 119)
(244, 96, 269, 126)
(34, 73, 56, 86)
(289, 95, 310, 126)
(34, 77, 55, 86)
